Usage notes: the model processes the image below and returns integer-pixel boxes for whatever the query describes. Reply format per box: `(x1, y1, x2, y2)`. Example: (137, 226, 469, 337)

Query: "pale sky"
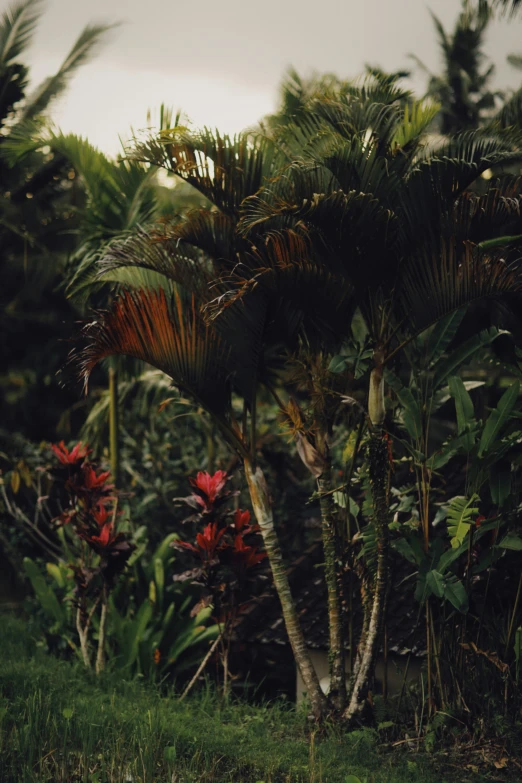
(17, 0, 522, 155)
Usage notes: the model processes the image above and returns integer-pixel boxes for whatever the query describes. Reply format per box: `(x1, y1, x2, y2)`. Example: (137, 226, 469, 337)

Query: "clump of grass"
(0, 614, 478, 782)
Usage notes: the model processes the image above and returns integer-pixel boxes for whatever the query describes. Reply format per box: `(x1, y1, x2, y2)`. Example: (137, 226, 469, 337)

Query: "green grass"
(0, 614, 510, 782)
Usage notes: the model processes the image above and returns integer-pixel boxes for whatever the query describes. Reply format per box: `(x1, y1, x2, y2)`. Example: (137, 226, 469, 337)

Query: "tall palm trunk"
(344, 361, 390, 722)
(317, 458, 347, 711)
(244, 460, 328, 720)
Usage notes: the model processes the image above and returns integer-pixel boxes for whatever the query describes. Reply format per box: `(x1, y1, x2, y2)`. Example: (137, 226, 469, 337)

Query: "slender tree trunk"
(244, 460, 328, 720)
(180, 632, 223, 702)
(76, 607, 91, 670)
(109, 366, 120, 486)
(317, 460, 346, 711)
(344, 363, 390, 722)
(95, 587, 108, 675)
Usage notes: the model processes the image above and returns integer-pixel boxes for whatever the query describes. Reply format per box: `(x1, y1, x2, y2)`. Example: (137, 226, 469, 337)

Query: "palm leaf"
(132, 129, 284, 217)
(19, 23, 116, 121)
(73, 287, 246, 454)
(0, 0, 42, 67)
(398, 238, 522, 335)
(96, 225, 213, 299)
(488, 85, 522, 132)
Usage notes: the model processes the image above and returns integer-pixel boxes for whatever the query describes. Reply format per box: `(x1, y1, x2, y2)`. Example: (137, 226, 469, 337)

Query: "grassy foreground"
(0, 614, 510, 783)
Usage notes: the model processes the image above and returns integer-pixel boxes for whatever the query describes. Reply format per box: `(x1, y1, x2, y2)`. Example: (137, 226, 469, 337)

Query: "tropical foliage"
(4, 2, 522, 766)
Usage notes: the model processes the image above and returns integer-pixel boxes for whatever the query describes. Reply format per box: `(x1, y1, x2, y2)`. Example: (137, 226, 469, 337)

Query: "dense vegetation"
(3, 0, 522, 779)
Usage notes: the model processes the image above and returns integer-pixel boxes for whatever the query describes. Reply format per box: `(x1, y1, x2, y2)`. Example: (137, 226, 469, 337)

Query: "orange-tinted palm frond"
(73, 288, 245, 451)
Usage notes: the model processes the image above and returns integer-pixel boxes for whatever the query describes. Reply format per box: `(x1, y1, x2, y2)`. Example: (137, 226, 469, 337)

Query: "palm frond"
(398, 238, 522, 335)
(157, 210, 238, 274)
(208, 228, 355, 352)
(72, 288, 247, 454)
(489, 0, 522, 16)
(19, 23, 116, 121)
(0, 0, 42, 67)
(96, 225, 213, 298)
(488, 85, 522, 132)
(131, 129, 284, 217)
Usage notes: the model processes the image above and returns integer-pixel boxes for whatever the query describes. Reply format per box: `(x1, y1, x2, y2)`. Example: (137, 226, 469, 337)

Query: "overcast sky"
(19, 0, 522, 155)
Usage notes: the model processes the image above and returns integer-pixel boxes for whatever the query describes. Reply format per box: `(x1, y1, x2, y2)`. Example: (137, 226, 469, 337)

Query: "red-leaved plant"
(173, 470, 266, 694)
(50, 441, 134, 673)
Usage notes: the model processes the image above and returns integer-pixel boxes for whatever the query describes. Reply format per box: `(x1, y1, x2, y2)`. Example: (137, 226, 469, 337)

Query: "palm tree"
(0, 0, 114, 438)
(228, 84, 522, 720)
(68, 127, 333, 719)
(488, 0, 522, 13)
(410, 1, 501, 135)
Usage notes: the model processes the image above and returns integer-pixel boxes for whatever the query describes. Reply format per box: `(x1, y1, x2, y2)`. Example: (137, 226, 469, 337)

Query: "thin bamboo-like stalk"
(179, 633, 223, 702)
(95, 587, 108, 674)
(108, 366, 120, 486)
(504, 571, 522, 660)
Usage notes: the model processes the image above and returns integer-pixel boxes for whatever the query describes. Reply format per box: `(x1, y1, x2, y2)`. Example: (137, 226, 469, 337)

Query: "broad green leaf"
(391, 537, 423, 565)
(385, 370, 422, 440)
(329, 354, 349, 374)
(447, 494, 480, 548)
(432, 380, 484, 413)
(46, 562, 66, 589)
(432, 328, 502, 389)
(443, 576, 468, 613)
(349, 497, 360, 519)
(425, 307, 466, 367)
(448, 376, 475, 436)
(489, 468, 511, 507)
(496, 533, 522, 550)
(122, 599, 154, 668)
(438, 542, 467, 573)
(161, 602, 176, 632)
(154, 557, 165, 610)
(428, 431, 478, 470)
(426, 569, 445, 598)
(23, 558, 65, 627)
(333, 490, 347, 508)
(152, 532, 179, 567)
(478, 381, 520, 457)
(351, 309, 368, 346)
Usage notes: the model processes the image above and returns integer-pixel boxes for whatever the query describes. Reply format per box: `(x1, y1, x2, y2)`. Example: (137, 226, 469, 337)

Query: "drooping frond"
(0, 0, 42, 67)
(449, 183, 522, 245)
(19, 23, 116, 122)
(489, 0, 522, 16)
(398, 238, 522, 335)
(97, 225, 214, 299)
(156, 210, 238, 275)
(208, 228, 356, 352)
(74, 288, 238, 432)
(488, 85, 522, 133)
(1, 127, 161, 303)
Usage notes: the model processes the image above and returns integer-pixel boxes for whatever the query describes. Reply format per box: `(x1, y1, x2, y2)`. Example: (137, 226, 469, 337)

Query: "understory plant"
(173, 469, 266, 694)
(43, 441, 133, 672)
